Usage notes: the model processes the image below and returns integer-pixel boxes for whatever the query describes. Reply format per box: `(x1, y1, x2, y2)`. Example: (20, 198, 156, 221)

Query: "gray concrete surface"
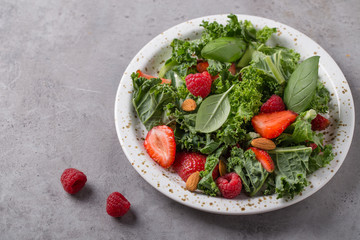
(1, 0, 359, 239)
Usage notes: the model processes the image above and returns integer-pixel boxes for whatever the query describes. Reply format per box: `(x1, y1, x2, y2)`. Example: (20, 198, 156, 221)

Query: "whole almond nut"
(251, 138, 276, 150)
(186, 171, 200, 192)
(219, 160, 227, 176)
(182, 99, 197, 112)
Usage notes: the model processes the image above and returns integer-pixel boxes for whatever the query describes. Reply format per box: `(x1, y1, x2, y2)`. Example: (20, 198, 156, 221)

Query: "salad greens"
(195, 85, 234, 133)
(131, 14, 334, 199)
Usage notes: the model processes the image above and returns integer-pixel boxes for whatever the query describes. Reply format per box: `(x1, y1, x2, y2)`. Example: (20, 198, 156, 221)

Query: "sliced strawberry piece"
(196, 61, 209, 73)
(311, 114, 330, 131)
(251, 110, 298, 139)
(136, 70, 171, 84)
(249, 147, 275, 173)
(228, 63, 237, 75)
(144, 125, 176, 168)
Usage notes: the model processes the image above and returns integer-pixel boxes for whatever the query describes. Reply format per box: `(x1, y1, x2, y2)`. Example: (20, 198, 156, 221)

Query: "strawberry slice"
(251, 110, 298, 139)
(144, 125, 176, 168)
(136, 70, 171, 84)
(249, 147, 275, 173)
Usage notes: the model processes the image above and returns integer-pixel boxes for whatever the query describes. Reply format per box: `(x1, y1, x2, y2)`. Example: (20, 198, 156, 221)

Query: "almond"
(181, 99, 197, 112)
(185, 171, 200, 191)
(219, 159, 227, 176)
(251, 138, 276, 150)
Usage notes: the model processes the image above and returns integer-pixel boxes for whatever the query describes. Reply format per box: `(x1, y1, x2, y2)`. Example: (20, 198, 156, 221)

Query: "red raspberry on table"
(215, 172, 242, 199)
(260, 95, 286, 113)
(106, 192, 131, 217)
(311, 114, 330, 131)
(172, 152, 206, 182)
(185, 71, 212, 98)
(60, 168, 87, 194)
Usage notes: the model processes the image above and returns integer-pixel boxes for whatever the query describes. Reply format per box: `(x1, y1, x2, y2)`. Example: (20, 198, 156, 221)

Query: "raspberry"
(106, 192, 131, 217)
(185, 71, 212, 98)
(60, 168, 87, 194)
(215, 172, 242, 199)
(311, 114, 330, 131)
(260, 95, 286, 113)
(172, 152, 206, 182)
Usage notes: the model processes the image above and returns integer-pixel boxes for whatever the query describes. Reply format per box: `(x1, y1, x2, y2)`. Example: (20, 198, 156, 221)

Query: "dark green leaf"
(201, 37, 247, 62)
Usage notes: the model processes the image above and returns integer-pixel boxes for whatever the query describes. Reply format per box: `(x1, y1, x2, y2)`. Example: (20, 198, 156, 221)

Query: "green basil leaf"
(195, 85, 234, 133)
(284, 56, 319, 113)
(201, 37, 247, 63)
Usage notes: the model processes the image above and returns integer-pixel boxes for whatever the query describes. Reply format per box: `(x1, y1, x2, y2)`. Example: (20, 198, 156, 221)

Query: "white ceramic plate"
(115, 14, 355, 215)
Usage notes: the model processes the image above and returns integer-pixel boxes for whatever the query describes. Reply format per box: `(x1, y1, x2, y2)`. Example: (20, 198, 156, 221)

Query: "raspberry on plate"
(215, 172, 242, 199)
(172, 152, 207, 182)
(311, 114, 330, 131)
(60, 168, 87, 194)
(260, 95, 286, 113)
(106, 192, 131, 217)
(185, 71, 212, 98)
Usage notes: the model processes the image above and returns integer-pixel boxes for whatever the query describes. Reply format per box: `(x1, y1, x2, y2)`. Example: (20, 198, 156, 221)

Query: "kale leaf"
(227, 147, 269, 196)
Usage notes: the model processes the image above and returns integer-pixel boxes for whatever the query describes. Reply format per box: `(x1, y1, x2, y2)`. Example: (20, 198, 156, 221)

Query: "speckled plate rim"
(115, 14, 355, 215)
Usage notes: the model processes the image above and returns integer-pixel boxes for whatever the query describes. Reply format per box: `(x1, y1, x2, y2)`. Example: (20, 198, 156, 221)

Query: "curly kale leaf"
(206, 59, 231, 76)
(169, 39, 200, 66)
(308, 144, 334, 174)
(309, 81, 331, 113)
(269, 146, 312, 199)
(201, 14, 276, 44)
(256, 26, 277, 43)
(198, 155, 220, 196)
(132, 72, 177, 130)
(227, 148, 269, 196)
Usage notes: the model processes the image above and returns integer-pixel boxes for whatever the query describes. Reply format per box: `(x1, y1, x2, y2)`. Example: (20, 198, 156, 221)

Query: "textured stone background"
(0, 0, 359, 239)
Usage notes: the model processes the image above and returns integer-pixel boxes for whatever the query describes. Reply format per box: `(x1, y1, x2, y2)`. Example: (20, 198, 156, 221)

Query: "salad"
(131, 14, 333, 199)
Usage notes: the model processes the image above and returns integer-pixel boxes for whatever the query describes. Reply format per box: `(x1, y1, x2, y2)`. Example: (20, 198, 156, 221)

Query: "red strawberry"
(215, 172, 242, 199)
(196, 61, 209, 73)
(144, 125, 176, 168)
(251, 110, 298, 139)
(185, 71, 212, 98)
(311, 114, 330, 131)
(172, 152, 206, 182)
(136, 70, 171, 84)
(260, 95, 286, 113)
(249, 147, 275, 173)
